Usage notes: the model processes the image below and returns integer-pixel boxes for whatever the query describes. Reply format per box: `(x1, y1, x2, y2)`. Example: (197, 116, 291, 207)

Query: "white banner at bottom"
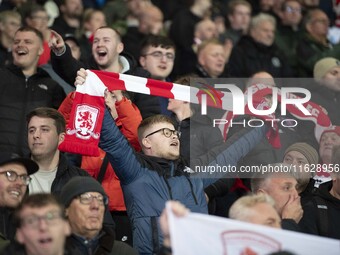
(167, 203, 340, 255)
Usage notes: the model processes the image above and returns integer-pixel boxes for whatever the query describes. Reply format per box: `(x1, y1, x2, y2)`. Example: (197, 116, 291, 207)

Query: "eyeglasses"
(7, 21, 21, 28)
(21, 210, 62, 228)
(31, 16, 50, 22)
(0, 171, 31, 185)
(311, 19, 329, 25)
(285, 6, 302, 13)
(143, 51, 175, 61)
(145, 128, 181, 139)
(78, 193, 108, 206)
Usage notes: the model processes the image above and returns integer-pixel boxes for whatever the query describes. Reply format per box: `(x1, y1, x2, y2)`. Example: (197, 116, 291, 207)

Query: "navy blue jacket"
(99, 110, 266, 254)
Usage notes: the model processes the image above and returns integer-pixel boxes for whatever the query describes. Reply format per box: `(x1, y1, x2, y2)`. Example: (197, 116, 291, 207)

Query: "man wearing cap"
(0, 153, 38, 249)
(312, 57, 340, 125)
(60, 176, 137, 255)
(299, 145, 340, 239)
(283, 142, 320, 196)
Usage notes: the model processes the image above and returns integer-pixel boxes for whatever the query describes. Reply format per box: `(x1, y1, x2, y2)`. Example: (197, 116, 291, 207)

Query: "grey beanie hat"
(284, 142, 319, 166)
(60, 176, 108, 207)
(313, 57, 340, 80)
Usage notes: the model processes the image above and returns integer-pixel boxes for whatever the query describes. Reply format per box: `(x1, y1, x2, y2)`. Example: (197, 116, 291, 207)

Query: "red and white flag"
(59, 70, 332, 156)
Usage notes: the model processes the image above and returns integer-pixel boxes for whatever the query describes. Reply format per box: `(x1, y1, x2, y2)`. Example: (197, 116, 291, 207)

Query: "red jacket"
(59, 93, 142, 211)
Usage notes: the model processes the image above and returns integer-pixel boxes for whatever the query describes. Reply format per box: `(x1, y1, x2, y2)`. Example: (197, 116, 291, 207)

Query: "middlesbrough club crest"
(67, 104, 100, 140)
(221, 230, 281, 254)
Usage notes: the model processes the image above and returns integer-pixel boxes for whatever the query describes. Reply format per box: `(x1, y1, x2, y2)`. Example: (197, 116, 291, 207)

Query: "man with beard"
(50, 26, 160, 119)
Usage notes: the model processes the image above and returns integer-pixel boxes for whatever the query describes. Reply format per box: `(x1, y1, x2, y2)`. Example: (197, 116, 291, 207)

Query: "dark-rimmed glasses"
(285, 6, 302, 13)
(0, 171, 31, 185)
(20, 210, 63, 228)
(145, 128, 181, 139)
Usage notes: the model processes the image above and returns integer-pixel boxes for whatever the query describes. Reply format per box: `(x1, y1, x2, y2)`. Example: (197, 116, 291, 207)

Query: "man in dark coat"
(50, 27, 160, 119)
(0, 26, 65, 157)
(26, 107, 89, 195)
(228, 13, 294, 78)
(61, 176, 137, 255)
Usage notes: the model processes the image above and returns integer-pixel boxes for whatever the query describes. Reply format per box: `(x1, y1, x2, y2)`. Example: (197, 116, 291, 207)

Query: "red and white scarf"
(59, 70, 331, 156)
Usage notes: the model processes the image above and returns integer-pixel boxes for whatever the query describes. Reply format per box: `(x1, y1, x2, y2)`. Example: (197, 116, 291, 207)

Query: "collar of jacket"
(53, 154, 67, 178)
(7, 64, 50, 78)
(195, 63, 212, 78)
(318, 181, 340, 205)
(67, 227, 113, 255)
(137, 153, 188, 178)
(304, 33, 332, 49)
(238, 35, 276, 55)
(89, 51, 150, 77)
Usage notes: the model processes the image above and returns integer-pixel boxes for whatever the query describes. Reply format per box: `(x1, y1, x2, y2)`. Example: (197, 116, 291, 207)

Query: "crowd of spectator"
(0, 0, 339, 254)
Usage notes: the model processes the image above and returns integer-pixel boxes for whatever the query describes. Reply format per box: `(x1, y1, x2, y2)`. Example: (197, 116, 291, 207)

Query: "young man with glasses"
(139, 35, 176, 115)
(60, 176, 137, 255)
(0, 153, 38, 250)
(3, 193, 71, 255)
(139, 35, 175, 82)
(97, 107, 266, 254)
(297, 8, 340, 77)
(275, 0, 303, 70)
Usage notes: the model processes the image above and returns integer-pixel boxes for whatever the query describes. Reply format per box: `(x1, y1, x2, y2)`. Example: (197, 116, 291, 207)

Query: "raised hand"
(48, 30, 66, 55)
(74, 68, 87, 86)
(281, 195, 303, 223)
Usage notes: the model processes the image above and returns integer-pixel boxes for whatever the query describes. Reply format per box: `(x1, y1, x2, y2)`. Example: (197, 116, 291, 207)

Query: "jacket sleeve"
(297, 41, 340, 76)
(227, 46, 246, 78)
(51, 80, 67, 109)
(190, 126, 267, 188)
(99, 109, 143, 185)
(115, 97, 142, 151)
(298, 199, 319, 235)
(50, 45, 85, 85)
(282, 219, 302, 232)
(204, 178, 236, 199)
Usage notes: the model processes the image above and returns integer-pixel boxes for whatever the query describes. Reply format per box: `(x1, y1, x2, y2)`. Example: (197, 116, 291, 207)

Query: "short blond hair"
(229, 193, 275, 220)
(197, 39, 223, 57)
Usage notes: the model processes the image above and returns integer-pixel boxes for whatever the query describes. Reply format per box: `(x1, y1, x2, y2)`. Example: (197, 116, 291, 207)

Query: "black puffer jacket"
(0, 65, 65, 156)
(50, 153, 90, 196)
(299, 181, 340, 239)
(228, 35, 294, 78)
(51, 46, 161, 119)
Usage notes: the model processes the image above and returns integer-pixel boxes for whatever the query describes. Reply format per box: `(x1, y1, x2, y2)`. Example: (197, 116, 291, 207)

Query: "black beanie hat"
(60, 176, 108, 207)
